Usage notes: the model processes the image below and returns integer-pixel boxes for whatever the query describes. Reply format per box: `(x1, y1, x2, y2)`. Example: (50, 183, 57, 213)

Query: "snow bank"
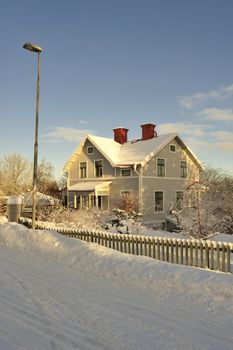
(0, 222, 233, 312)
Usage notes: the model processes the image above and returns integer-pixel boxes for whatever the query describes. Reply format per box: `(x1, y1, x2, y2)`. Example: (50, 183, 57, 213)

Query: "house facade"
(63, 123, 202, 223)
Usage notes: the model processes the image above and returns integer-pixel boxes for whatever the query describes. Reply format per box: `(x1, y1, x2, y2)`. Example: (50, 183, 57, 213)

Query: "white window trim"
(156, 157, 166, 177)
(180, 160, 188, 178)
(87, 146, 94, 155)
(79, 161, 88, 179)
(154, 190, 164, 213)
(94, 159, 103, 178)
(169, 144, 176, 153)
(120, 168, 132, 177)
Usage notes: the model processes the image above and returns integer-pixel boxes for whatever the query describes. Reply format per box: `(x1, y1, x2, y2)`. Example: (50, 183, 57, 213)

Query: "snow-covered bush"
(36, 205, 104, 231)
(105, 208, 144, 235)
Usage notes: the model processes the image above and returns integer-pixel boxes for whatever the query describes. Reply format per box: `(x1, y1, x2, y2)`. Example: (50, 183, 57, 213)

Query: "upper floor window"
(95, 160, 103, 177)
(157, 158, 165, 177)
(121, 168, 131, 177)
(180, 160, 187, 178)
(87, 146, 94, 154)
(80, 162, 87, 178)
(170, 144, 176, 152)
(155, 191, 164, 212)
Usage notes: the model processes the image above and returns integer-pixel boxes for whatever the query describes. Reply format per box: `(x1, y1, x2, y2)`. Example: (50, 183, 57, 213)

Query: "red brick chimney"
(113, 127, 129, 144)
(141, 123, 157, 140)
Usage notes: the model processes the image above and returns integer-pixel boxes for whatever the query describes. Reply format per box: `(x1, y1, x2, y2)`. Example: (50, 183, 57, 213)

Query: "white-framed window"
(154, 191, 164, 212)
(170, 144, 176, 152)
(79, 161, 87, 178)
(120, 168, 131, 177)
(87, 146, 94, 154)
(94, 159, 103, 178)
(176, 191, 184, 210)
(157, 158, 166, 177)
(180, 160, 187, 178)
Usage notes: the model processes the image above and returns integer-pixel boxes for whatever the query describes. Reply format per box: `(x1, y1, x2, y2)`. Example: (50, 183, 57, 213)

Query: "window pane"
(80, 162, 87, 178)
(87, 147, 94, 154)
(180, 161, 187, 178)
(157, 158, 165, 177)
(95, 160, 103, 177)
(155, 191, 163, 212)
(176, 191, 183, 210)
(121, 169, 131, 176)
(170, 145, 176, 152)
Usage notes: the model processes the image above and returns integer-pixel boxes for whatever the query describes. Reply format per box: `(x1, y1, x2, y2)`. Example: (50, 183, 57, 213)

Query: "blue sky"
(0, 0, 233, 178)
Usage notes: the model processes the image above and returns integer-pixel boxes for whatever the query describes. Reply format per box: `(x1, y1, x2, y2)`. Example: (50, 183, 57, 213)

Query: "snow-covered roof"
(63, 133, 202, 171)
(68, 181, 112, 192)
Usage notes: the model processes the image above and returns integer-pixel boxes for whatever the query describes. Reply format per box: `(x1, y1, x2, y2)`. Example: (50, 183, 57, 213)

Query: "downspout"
(134, 163, 143, 215)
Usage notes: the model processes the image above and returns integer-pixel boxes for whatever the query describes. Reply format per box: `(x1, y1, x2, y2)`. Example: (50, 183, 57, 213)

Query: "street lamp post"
(23, 42, 42, 230)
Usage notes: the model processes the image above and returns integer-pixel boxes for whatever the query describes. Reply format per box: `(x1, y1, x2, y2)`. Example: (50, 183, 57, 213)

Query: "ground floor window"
(154, 191, 164, 212)
(176, 191, 184, 210)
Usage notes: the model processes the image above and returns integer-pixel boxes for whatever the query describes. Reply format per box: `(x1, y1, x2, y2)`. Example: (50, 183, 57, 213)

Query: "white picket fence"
(19, 217, 233, 273)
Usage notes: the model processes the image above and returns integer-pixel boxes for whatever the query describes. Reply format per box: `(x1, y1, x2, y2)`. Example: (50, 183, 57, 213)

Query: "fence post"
(185, 241, 189, 265)
(136, 237, 139, 255)
(128, 235, 131, 254)
(200, 241, 204, 268)
(194, 241, 198, 267)
(148, 238, 152, 258)
(140, 236, 143, 255)
(164, 239, 169, 262)
(175, 240, 178, 264)
(144, 237, 147, 256)
(205, 242, 209, 269)
(216, 242, 220, 270)
(226, 245, 231, 273)
(131, 236, 135, 255)
(157, 239, 161, 260)
(190, 241, 193, 266)
(222, 243, 225, 272)
(161, 239, 165, 261)
(180, 240, 184, 265)
(210, 242, 214, 270)
(124, 235, 127, 253)
(153, 238, 156, 259)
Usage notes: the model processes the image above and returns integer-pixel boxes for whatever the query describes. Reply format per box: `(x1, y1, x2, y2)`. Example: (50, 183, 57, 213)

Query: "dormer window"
(87, 146, 94, 154)
(170, 144, 176, 152)
(121, 168, 131, 177)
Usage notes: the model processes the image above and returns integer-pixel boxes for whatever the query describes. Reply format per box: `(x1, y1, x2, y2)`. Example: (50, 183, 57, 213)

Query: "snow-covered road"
(0, 222, 233, 350)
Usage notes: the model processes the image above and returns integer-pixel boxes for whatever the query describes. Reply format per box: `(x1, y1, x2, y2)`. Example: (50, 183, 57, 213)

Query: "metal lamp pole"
(23, 42, 42, 230)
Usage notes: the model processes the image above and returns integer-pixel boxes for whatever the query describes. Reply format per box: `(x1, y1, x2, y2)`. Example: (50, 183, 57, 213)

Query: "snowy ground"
(0, 220, 233, 350)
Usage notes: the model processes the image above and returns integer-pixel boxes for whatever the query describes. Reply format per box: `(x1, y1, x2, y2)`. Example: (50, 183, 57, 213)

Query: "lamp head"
(23, 42, 42, 53)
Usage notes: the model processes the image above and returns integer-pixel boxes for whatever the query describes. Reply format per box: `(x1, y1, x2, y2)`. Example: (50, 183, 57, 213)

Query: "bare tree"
(171, 166, 233, 237)
(0, 153, 31, 196)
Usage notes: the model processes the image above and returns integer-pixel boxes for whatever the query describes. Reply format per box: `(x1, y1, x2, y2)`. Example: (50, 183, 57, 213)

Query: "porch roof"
(68, 181, 112, 193)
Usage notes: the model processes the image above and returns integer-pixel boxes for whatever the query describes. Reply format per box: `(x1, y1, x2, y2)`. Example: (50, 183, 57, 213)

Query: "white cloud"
(43, 127, 97, 143)
(158, 123, 208, 137)
(199, 108, 233, 121)
(178, 84, 233, 109)
(216, 143, 233, 151)
(211, 130, 233, 142)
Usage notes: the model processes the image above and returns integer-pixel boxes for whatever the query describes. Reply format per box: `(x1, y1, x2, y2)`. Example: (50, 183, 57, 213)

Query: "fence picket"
(227, 245, 231, 273)
(205, 242, 209, 269)
(222, 244, 225, 272)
